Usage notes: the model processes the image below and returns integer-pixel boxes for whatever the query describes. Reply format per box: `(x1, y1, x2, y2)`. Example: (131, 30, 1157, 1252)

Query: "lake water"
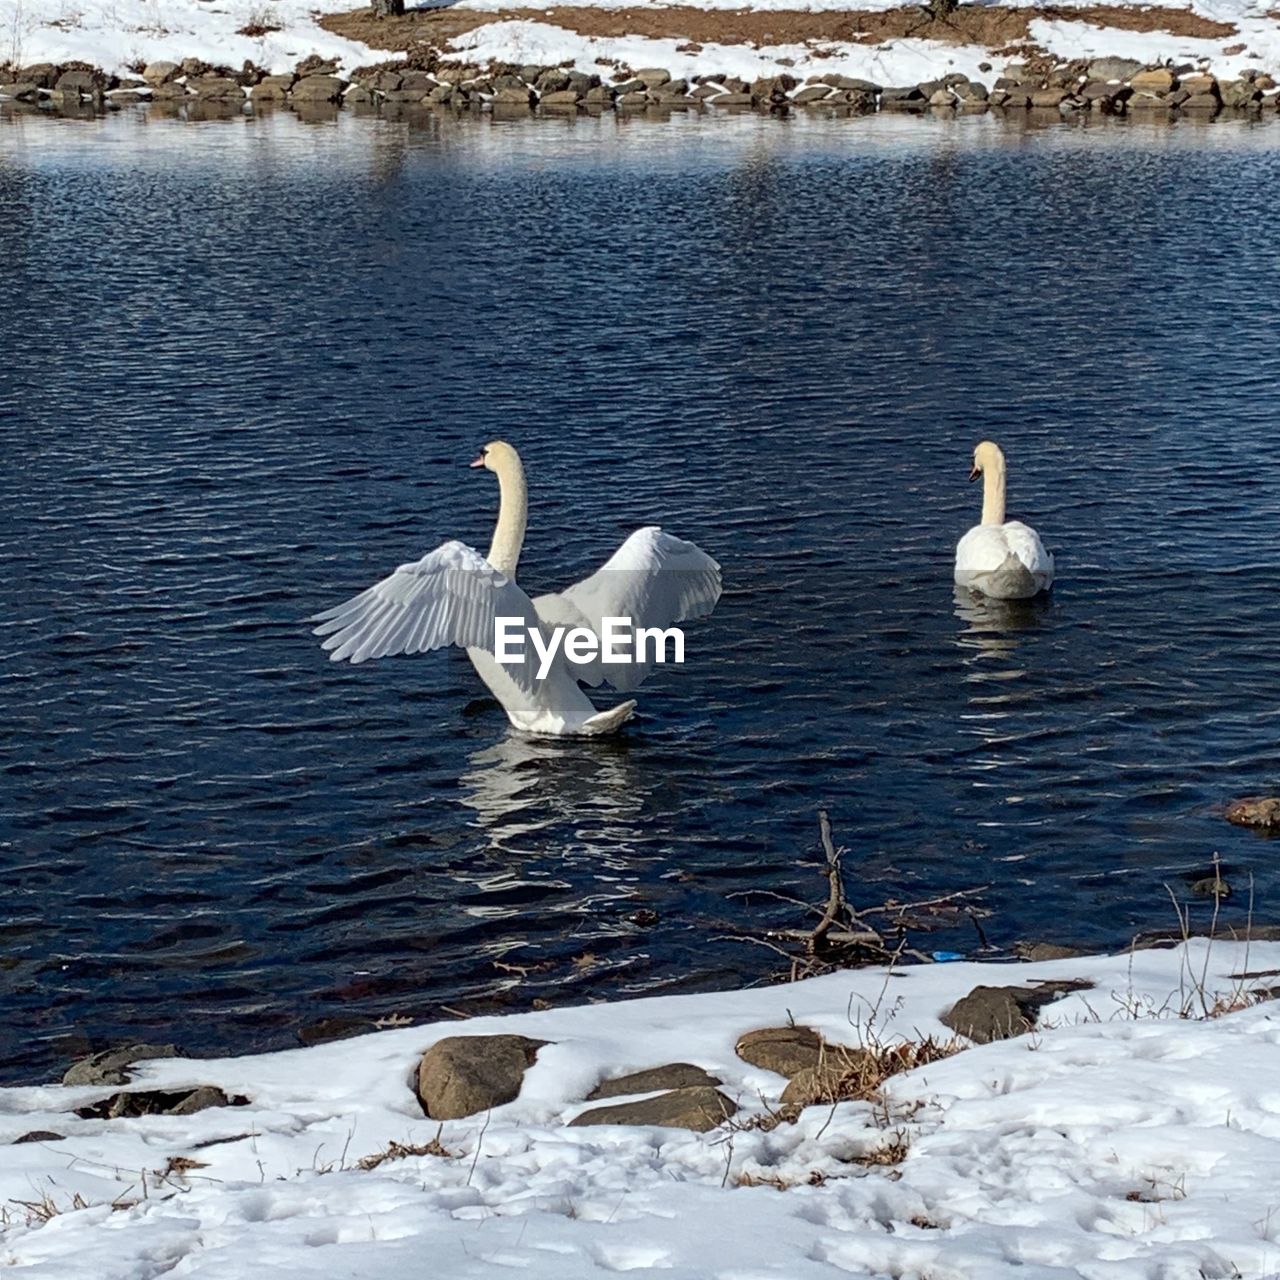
(3, 106, 1280, 1085)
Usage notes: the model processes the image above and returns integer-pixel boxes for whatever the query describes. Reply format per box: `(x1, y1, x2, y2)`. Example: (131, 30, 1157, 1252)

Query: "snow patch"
(3, 942, 1280, 1279)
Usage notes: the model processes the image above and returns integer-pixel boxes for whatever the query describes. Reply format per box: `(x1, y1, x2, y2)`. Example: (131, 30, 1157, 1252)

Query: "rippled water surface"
(3, 108, 1280, 1083)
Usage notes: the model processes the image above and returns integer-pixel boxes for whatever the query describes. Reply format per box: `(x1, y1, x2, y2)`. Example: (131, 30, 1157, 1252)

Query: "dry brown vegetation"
(321, 2, 1236, 61)
(237, 20, 284, 37)
(787, 1037, 966, 1111)
(356, 1132, 453, 1171)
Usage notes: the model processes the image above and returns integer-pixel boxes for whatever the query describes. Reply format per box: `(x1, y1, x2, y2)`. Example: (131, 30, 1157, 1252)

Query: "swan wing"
(553, 526, 722, 692)
(955, 524, 1011, 574)
(1001, 521, 1054, 579)
(310, 539, 541, 688)
(531, 591, 606, 687)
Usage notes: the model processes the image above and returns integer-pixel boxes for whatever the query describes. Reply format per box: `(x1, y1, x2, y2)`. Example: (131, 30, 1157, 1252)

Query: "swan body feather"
(954, 521, 1054, 599)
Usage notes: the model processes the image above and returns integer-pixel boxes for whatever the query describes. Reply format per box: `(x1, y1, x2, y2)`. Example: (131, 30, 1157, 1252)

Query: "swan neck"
(487, 453, 527, 575)
(981, 461, 1006, 527)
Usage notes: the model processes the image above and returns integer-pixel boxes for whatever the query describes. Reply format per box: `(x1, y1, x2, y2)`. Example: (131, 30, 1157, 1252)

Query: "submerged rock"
(1226, 797, 1280, 830)
(1014, 941, 1089, 961)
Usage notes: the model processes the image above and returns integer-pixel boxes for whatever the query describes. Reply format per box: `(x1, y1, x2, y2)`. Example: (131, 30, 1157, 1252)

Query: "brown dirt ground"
(321, 3, 1236, 59)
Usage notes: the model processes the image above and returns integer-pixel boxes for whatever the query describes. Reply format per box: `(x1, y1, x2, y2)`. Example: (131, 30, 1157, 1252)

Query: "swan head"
(969, 440, 1006, 484)
(470, 440, 521, 474)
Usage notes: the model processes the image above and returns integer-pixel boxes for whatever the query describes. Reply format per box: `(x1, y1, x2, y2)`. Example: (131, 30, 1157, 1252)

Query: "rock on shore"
(3, 51, 1279, 122)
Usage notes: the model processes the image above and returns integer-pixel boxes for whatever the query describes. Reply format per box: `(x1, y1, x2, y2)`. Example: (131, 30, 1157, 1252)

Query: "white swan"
(311, 441, 722, 736)
(954, 440, 1054, 600)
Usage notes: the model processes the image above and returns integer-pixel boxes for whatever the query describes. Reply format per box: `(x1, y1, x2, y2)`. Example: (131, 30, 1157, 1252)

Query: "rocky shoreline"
(4, 53, 1280, 120)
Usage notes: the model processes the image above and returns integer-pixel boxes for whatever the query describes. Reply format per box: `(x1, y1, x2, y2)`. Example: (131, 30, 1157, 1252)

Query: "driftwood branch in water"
(809, 810, 844, 954)
(726, 810, 991, 980)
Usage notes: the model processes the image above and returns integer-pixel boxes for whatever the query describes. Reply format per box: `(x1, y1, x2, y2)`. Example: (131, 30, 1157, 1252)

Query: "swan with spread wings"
(310, 442, 722, 736)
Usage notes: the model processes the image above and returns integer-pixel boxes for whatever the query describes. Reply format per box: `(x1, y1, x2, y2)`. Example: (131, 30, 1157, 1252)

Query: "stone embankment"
(3, 54, 1279, 118)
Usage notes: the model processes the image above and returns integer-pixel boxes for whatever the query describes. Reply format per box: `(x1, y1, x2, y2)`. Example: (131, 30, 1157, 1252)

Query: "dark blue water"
(3, 107, 1280, 1084)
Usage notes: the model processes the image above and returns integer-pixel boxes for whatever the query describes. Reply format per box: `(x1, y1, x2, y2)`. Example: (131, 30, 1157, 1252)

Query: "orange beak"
(469, 453, 486, 468)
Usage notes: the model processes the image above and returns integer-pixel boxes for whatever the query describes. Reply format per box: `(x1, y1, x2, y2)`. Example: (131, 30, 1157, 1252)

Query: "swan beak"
(469, 454, 487, 469)
(968, 466, 981, 483)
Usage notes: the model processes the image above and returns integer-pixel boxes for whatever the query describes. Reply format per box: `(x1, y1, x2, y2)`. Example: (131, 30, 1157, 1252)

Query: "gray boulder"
(142, 61, 181, 85)
(492, 85, 536, 107)
(1087, 56, 1143, 82)
(290, 75, 347, 103)
(634, 67, 671, 88)
(570, 1087, 736, 1131)
(735, 1025, 826, 1077)
(16, 62, 60, 88)
(416, 1035, 546, 1119)
(942, 979, 1091, 1044)
(53, 69, 103, 95)
(63, 1043, 181, 1087)
(535, 69, 570, 93)
(588, 1063, 721, 1100)
(539, 89, 581, 110)
(76, 1085, 244, 1120)
(191, 76, 243, 98)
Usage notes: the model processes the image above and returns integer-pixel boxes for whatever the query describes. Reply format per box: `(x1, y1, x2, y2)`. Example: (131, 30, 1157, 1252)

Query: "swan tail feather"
(980, 553, 1041, 600)
(578, 700, 637, 736)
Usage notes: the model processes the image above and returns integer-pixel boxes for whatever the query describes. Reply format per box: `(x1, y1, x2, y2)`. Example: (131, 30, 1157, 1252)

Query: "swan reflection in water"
(459, 729, 649, 869)
(953, 585, 1053, 669)
(953, 586, 1055, 745)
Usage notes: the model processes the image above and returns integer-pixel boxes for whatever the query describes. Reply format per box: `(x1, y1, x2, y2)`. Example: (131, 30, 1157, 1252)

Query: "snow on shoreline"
(446, 22, 996, 87)
(4, 941, 1280, 1278)
(0, 0, 377, 77)
(4, 0, 1280, 84)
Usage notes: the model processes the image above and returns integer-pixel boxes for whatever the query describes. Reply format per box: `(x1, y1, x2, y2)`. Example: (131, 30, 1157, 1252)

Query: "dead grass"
(321, 2, 1235, 61)
(785, 1036, 967, 1112)
(236, 20, 283, 37)
(1, 1185, 141, 1228)
(356, 1130, 453, 1171)
(849, 1129, 913, 1166)
(154, 1155, 209, 1182)
(736, 1168, 829, 1189)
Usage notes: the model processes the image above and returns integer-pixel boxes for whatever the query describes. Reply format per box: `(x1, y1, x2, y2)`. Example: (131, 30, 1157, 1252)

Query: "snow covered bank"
(4, 941, 1280, 1279)
(0, 0, 375, 77)
(5, 0, 1280, 91)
